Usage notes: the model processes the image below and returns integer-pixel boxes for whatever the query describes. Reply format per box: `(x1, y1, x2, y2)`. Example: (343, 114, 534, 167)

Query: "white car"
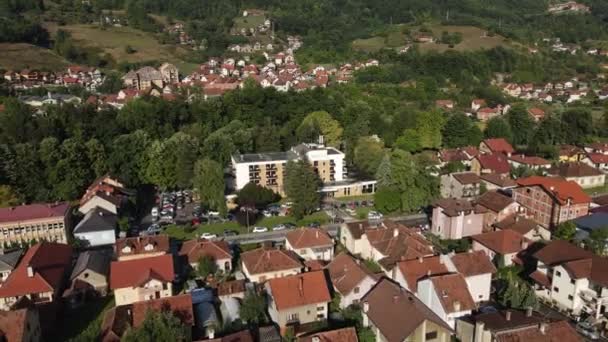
(200, 232, 217, 240)
(346, 208, 356, 216)
(368, 211, 383, 220)
(208, 211, 220, 217)
(151, 207, 159, 218)
(252, 226, 268, 233)
(272, 224, 287, 231)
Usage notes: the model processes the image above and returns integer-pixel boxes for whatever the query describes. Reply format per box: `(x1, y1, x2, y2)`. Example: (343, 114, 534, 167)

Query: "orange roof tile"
(179, 238, 231, 264)
(483, 138, 515, 154)
(472, 230, 527, 254)
(110, 254, 174, 289)
(516, 176, 590, 205)
(397, 256, 449, 291)
(286, 228, 333, 249)
(240, 248, 302, 275)
(267, 271, 331, 310)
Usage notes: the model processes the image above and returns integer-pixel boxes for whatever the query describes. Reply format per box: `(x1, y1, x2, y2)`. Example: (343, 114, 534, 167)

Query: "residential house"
(471, 154, 511, 176)
(361, 279, 453, 342)
(339, 221, 374, 256)
(64, 250, 111, 307)
(0, 306, 42, 342)
(73, 207, 117, 247)
(0, 243, 72, 310)
(114, 235, 170, 261)
(393, 255, 450, 293)
(476, 191, 519, 230)
(513, 176, 590, 228)
(431, 199, 486, 239)
(285, 228, 334, 261)
(456, 309, 579, 342)
(584, 142, 608, 155)
(240, 248, 303, 283)
(122, 66, 165, 90)
(436, 100, 455, 110)
(508, 154, 551, 170)
(582, 153, 608, 172)
(0, 249, 22, 282)
(438, 148, 478, 167)
(529, 240, 608, 317)
(79, 191, 122, 215)
(179, 238, 232, 273)
(479, 139, 514, 157)
(265, 271, 331, 329)
(548, 162, 605, 189)
(418, 274, 476, 329)
(476, 107, 500, 122)
(527, 107, 545, 122)
(0, 202, 71, 245)
(159, 63, 179, 84)
(440, 172, 481, 199)
(493, 215, 551, 241)
(101, 294, 194, 341)
(471, 99, 486, 112)
(471, 230, 528, 266)
(216, 279, 247, 301)
(208, 330, 254, 342)
(559, 145, 586, 162)
(479, 174, 517, 191)
(298, 327, 358, 342)
(110, 254, 174, 306)
(327, 253, 378, 309)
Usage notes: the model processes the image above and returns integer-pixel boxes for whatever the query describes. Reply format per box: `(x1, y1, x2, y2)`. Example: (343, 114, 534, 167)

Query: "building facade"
(0, 203, 70, 247)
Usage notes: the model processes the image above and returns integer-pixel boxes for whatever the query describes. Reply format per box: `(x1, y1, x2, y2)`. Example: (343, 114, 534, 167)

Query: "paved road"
(222, 214, 429, 245)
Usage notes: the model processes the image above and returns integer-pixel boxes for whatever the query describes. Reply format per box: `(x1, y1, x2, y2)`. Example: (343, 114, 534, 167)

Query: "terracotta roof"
(476, 153, 511, 174)
(495, 320, 580, 342)
(476, 191, 514, 213)
(286, 228, 333, 249)
(530, 270, 551, 288)
(527, 107, 545, 119)
(343, 221, 372, 239)
(533, 240, 592, 266)
(472, 230, 528, 254)
(480, 173, 517, 188)
(267, 271, 331, 310)
(0, 242, 72, 298)
(366, 222, 435, 269)
(179, 238, 231, 264)
(298, 327, 358, 342)
(439, 149, 469, 163)
(101, 294, 193, 340)
(559, 144, 584, 157)
(327, 253, 376, 295)
(0, 308, 31, 341)
(429, 274, 476, 313)
(493, 215, 538, 235)
(241, 248, 302, 275)
(516, 176, 590, 205)
(304, 259, 326, 271)
(471, 309, 544, 332)
(508, 154, 551, 166)
(0, 202, 69, 224)
(115, 235, 170, 258)
(109, 254, 174, 289)
(452, 172, 481, 185)
(587, 142, 608, 152)
(362, 279, 452, 342)
(216, 279, 246, 297)
(585, 153, 608, 164)
(548, 162, 603, 178)
(209, 330, 254, 342)
(482, 138, 515, 154)
(450, 250, 497, 277)
(397, 256, 449, 291)
(433, 198, 487, 216)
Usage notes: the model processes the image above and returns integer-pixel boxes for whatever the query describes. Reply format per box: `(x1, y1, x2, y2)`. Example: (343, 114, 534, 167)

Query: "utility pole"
(446, 9, 450, 22)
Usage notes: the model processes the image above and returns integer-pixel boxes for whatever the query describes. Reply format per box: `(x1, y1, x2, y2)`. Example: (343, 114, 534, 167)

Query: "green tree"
(375, 154, 393, 187)
(416, 111, 444, 149)
(193, 159, 227, 216)
(506, 105, 535, 146)
(395, 129, 422, 153)
(485, 117, 513, 141)
(197, 255, 218, 278)
(121, 310, 190, 342)
(237, 182, 280, 208)
(86, 138, 109, 178)
(442, 113, 481, 148)
(561, 109, 593, 145)
(239, 291, 267, 324)
(0, 185, 20, 207)
(374, 187, 401, 214)
(284, 160, 321, 219)
(587, 227, 608, 255)
(390, 149, 438, 213)
(296, 111, 343, 147)
(554, 221, 576, 241)
(353, 136, 385, 178)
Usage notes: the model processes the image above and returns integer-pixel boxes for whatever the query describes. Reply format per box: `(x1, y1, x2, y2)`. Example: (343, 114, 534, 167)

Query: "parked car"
(223, 230, 239, 237)
(147, 224, 162, 235)
(307, 222, 321, 228)
(368, 211, 383, 220)
(252, 226, 268, 233)
(200, 232, 217, 240)
(576, 322, 600, 340)
(345, 208, 356, 216)
(285, 223, 297, 229)
(151, 207, 159, 219)
(272, 224, 287, 231)
(208, 210, 220, 217)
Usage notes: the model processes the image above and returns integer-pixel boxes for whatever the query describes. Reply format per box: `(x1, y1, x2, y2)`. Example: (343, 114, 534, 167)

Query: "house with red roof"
(417, 273, 476, 328)
(513, 176, 590, 228)
(265, 271, 331, 329)
(110, 254, 174, 306)
(527, 107, 545, 122)
(285, 228, 334, 261)
(327, 253, 377, 309)
(114, 235, 170, 261)
(507, 154, 551, 170)
(240, 247, 303, 283)
(476, 107, 500, 122)
(0, 242, 72, 310)
(0, 202, 71, 246)
(179, 238, 232, 273)
(581, 153, 608, 172)
(471, 153, 511, 175)
(471, 230, 529, 266)
(479, 138, 515, 156)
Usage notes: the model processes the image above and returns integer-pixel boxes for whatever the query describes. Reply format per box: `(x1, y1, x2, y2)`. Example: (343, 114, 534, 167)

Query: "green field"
(164, 211, 330, 240)
(0, 43, 69, 71)
(234, 14, 266, 30)
(353, 25, 511, 53)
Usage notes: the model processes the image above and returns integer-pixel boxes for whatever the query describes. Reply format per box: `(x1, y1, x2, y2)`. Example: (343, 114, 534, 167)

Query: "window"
(317, 306, 325, 312)
(568, 295, 574, 301)
(571, 279, 575, 285)
(354, 287, 360, 294)
(553, 287, 559, 293)
(288, 313, 299, 321)
(425, 331, 438, 340)
(555, 271, 561, 277)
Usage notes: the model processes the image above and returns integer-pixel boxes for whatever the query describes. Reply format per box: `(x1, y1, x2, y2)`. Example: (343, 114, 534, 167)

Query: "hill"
(0, 43, 69, 71)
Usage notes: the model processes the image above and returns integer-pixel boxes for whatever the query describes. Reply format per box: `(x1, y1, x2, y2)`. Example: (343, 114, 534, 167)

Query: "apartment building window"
(568, 295, 574, 301)
(555, 271, 561, 277)
(288, 313, 299, 321)
(425, 331, 438, 340)
(553, 286, 559, 293)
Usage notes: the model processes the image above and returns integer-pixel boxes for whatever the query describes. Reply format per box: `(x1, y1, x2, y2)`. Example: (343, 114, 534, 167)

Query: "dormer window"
(121, 246, 132, 254)
(144, 243, 154, 251)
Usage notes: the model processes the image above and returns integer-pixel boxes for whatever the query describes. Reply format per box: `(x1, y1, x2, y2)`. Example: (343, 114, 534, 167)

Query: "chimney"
(539, 322, 548, 334)
(453, 300, 461, 312)
(393, 228, 399, 238)
(418, 256, 424, 263)
(315, 230, 319, 238)
(208, 326, 215, 339)
(27, 266, 34, 278)
(427, 270, 432, 276)
(505, 310, 512, 321)
(362, 302, 370, 327)
(521, 239, 529, 250)
(393, 295, 399, 303)
(526, 306, 533, 317)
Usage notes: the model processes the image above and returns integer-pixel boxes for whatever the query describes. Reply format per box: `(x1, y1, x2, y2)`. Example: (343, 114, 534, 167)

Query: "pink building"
(431, 199, 486, 239)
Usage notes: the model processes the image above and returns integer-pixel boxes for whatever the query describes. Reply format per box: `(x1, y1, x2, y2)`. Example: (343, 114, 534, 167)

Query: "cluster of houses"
(165, 23, 197, 46)
(2, 66, 104, 91)
(499, 79, 598, 104)
(547, 1, 590, 14)
(232, 10, 272, 37)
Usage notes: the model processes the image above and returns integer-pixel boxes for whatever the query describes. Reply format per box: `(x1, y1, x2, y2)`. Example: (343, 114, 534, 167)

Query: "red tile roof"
(0, 242, 72, 298)
(298, 327, 358, 342)
(429, 274, 476, 313)
(286, 228, 333, 249)
(476, 153, 511, 174)
(0, 202, 69, 224)
(585, 153, 608, 164)
(209, 329, 254, 342)
(397, 256, 449, 291)
(240, 248, 302, 275)
(495, 320, 580, 342)
(472, 230, 528, 254)
(450, 250, 497, 277)
(179, 238, 231, 264)
(327, 253, 376, 295)
(267, 271, 331, 310)
(508, 154, 551, 166)
(482, 138, 515, 154)
(110, 254, 174, 289)
(115, 235, 170, 259)
(0, 308, 32, 341)
(516, 176, 590, 205)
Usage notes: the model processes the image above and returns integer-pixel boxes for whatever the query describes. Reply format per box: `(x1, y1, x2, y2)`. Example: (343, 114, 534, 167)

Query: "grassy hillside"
(0, 43, 69, 71)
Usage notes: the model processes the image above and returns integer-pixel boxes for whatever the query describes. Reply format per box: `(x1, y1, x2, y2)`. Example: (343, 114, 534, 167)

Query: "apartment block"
(0, 203, 71, 246)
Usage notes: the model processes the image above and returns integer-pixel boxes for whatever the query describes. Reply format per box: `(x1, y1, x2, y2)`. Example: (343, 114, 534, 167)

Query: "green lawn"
(584, 183, 608, 195)
(164, 211, 330, 240)
(0, 43, 69, 71)
(233, 15, 266, 30)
